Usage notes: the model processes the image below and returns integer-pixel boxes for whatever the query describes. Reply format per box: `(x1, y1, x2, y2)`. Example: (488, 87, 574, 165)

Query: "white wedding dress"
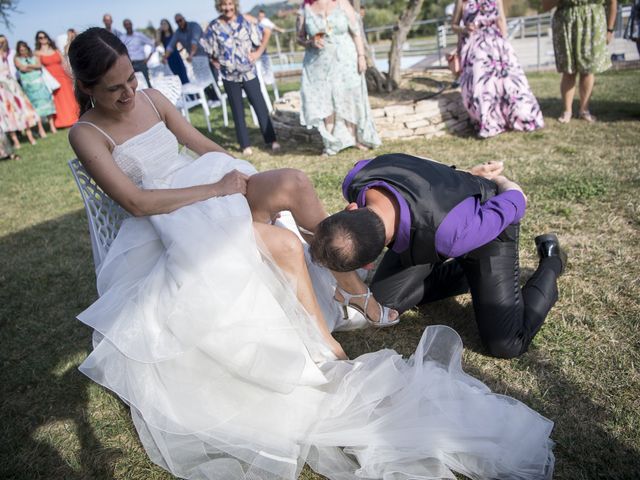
(76, 91, 555, 480)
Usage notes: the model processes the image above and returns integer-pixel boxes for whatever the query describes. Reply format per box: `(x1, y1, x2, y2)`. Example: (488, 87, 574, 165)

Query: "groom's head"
(310, 206, 386, 272)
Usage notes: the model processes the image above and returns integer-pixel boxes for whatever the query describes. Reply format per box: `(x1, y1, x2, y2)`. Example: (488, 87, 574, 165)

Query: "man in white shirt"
(103, 13, 123, 38)
(120, 19, 154, 87)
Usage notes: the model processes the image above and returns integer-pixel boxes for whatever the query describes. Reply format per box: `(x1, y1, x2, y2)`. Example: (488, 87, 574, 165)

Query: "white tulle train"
(77, 152, 554, 480)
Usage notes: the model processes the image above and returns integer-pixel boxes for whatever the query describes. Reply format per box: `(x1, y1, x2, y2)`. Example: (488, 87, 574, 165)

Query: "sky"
(3, 0, 274, 49)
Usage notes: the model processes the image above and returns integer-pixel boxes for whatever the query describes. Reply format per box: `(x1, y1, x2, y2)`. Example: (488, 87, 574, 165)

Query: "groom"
(309, 153, 567, 359)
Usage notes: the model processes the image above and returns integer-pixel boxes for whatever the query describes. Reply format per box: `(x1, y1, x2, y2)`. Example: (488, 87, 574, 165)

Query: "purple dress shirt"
(342, 160, 527, 258)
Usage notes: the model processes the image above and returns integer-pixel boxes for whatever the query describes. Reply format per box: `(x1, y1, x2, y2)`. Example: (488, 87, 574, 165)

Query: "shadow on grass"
(3, 209, 639, 478)
(0, 210, 120, 479)
(538, 97, 640, 123)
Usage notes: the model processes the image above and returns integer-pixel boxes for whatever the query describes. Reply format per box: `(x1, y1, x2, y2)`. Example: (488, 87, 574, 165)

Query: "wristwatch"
(607, 27, 615, 33)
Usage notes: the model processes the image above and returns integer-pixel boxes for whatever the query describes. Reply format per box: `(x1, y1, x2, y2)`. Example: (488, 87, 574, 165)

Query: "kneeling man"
(310, 153, 567, 359)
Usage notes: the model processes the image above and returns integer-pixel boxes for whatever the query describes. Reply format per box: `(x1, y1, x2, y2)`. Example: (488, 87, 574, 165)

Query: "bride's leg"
(253, 222, 347, 360)
(246, 169, 328, 233)
(246, 170, 397, 324)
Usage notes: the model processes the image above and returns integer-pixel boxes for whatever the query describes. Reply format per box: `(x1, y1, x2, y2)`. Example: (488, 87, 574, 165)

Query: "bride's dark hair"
(68, 27, 129, 115)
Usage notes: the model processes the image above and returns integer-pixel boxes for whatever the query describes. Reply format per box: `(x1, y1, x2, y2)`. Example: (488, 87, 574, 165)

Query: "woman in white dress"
(69, 28, 555, 480)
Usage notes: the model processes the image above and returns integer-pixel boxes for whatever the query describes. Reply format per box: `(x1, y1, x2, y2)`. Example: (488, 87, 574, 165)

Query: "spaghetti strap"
(140, 90, 161, 121)
(75, 121, 117, 147)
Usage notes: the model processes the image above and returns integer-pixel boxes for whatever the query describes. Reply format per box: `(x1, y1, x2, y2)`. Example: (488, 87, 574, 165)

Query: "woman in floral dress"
(203, 0, 280, 155)
(0, 35, 39, 149)
(298, 0, 380, 155)
(451, 0, 544, 138)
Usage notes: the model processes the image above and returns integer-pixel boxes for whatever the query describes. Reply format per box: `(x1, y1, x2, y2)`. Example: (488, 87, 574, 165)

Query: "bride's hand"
(213, 170, 249, 196)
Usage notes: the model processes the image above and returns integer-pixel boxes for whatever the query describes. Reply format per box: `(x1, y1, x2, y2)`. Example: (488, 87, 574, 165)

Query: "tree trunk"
(387, 0, 426, 91)
(351, 0, 394, 93)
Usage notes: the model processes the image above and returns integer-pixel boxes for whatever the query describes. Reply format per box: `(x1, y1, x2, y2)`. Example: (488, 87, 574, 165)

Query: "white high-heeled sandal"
(334, 286, 399, 328)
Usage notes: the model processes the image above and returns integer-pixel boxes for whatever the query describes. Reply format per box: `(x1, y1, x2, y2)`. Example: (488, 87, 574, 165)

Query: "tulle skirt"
(77, 154, 554, 479)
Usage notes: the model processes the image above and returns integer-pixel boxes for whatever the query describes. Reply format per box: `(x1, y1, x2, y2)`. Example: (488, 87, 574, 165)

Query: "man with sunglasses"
(164, 14, 219, 101)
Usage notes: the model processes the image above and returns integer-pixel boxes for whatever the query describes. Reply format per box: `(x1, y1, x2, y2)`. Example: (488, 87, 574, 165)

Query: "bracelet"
(607, 27, 615, 33)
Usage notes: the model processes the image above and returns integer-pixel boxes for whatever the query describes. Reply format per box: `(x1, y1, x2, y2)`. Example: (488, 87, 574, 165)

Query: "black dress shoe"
(534, 233, 567, 276)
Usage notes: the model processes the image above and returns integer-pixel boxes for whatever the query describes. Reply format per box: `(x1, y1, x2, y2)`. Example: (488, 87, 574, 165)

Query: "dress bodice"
(111, 122, 190, 188)
(38, 50, 62, 68)
(304, 4, 351, 38)
(462, 0, 499, 28)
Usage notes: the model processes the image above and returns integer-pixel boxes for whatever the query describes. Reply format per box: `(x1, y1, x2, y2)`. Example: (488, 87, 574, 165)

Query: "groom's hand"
(469, 160, 504, 179)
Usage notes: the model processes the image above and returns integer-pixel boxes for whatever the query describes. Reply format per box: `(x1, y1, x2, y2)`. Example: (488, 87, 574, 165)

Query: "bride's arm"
(69, 125, 248, 217)
(144, 89, 232, 157)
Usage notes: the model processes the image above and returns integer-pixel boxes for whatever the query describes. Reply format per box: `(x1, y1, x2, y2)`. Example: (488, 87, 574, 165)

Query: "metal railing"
(266, 5, 635, 75)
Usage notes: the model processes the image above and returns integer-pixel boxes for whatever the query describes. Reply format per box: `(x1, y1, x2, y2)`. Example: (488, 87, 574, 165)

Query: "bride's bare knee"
(273, 229, 305, 266)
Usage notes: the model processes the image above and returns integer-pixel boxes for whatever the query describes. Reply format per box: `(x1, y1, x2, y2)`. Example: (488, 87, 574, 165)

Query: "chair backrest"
(68, 158, 129, 272)
(134, 71, 150, 90)
(190, 58, 215, 86)
(151, 74, 183, 106)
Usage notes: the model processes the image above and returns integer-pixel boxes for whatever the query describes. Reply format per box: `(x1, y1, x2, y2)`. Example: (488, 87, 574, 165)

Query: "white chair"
(151, 74, 183, 107)
(181, 58, 229, 132)
(68, 158, 130, 272)
(134, 71, 150, 90)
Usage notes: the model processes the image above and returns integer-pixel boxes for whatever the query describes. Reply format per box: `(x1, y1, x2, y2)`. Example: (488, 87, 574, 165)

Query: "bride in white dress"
(68, 28, 555, 480)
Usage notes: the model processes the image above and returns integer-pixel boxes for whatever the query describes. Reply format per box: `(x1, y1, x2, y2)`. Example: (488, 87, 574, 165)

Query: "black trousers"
(222, 77, 276, 149)
(131, 60, 151, 88)
(370, 224, 560, 359)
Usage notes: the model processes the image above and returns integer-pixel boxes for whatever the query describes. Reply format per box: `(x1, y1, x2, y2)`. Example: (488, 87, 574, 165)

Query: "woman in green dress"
(14, 40, 57, 135)
(544, 0, 617, 123)
(297, 0, 380, 155)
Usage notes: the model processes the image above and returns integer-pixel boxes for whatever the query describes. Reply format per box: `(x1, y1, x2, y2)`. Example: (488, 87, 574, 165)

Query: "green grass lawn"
(1, 69, 639, 479)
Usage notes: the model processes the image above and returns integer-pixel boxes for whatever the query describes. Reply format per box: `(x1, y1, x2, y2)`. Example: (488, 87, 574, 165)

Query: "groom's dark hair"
(310, 208, 386, 272)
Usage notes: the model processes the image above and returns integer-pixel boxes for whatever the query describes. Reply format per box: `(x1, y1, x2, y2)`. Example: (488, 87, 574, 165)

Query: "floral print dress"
(0, 56, 38, 133)
(458, 0, 544, 138)
(299, 4, 380, 155)
(552, 0, 611, 74)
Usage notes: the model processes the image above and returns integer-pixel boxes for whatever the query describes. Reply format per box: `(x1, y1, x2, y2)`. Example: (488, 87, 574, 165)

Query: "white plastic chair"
(68, 158, 130, 272)
(151, 74, 183, 107)
(134, 71, 150, 90)
(181, 58, 229, 131)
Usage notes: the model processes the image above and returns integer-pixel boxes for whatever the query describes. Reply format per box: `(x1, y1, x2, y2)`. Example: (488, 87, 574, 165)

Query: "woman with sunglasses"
(34, 30, 78, 128)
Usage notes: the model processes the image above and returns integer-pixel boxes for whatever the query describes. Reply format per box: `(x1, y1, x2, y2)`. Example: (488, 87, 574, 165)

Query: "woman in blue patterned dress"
(451, 0, 544, 138)
(203, 0, 280, 156)
(14, 41, 56, 136)
(298, 0, 380, 155)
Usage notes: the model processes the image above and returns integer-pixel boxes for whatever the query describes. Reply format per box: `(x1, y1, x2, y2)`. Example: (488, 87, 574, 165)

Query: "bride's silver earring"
(90, 96, 95, 108)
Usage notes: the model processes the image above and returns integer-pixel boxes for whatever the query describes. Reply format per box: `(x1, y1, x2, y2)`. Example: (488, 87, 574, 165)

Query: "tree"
(0, 0, 18, 29)
(387, 0, 426, 90)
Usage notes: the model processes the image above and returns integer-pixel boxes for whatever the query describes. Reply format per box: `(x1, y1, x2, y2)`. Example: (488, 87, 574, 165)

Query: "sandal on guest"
(334, 286, 399, 328)
(557, 111, 572, 124)
(578, 111, 596, 123)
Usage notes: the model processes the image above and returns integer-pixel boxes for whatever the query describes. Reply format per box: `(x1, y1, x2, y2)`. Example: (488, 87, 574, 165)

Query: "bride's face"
(92, 55, 138, 113)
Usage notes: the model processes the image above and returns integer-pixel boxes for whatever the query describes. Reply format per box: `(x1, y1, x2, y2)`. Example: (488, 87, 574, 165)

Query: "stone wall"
(271, 86, 471, 147)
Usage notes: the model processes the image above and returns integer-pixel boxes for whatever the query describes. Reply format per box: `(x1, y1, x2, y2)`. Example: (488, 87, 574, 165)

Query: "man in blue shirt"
(121, 19, 154, 87)
(164, 14, 219, 100)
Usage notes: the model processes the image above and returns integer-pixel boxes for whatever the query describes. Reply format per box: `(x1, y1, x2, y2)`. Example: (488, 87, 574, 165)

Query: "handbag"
(446, 51, 461, 77)
(41, 66, 60, 92)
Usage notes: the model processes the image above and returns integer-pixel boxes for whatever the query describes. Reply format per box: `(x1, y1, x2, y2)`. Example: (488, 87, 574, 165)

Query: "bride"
(69, 28, 555, 480)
